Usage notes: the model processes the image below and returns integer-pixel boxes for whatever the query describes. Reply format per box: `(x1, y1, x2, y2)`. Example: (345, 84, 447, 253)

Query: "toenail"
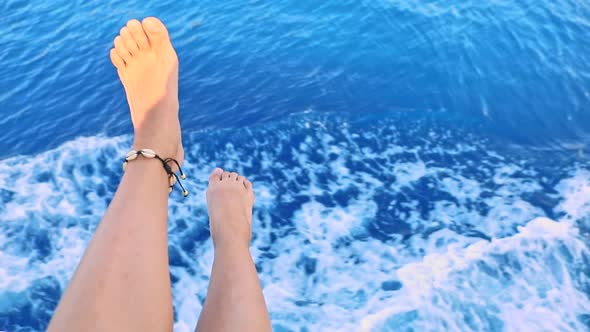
(143, 18, 158, 32)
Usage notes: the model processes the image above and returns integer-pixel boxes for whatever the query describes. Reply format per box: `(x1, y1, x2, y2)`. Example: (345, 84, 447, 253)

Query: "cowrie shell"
(140, 149, 157, 158)
(126, 150, 139, 160)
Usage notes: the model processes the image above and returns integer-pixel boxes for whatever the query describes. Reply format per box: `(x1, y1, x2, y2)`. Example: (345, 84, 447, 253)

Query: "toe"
(120, 27, 139, 55)
(245, 179, 255, 202)
(237, 175, 246, 184)
(222, 171, 231, 180)
(142, 17, 170, 47)
(127, 19, 149, 50)
(110, 48, 125, 68)
(209, 168, 223, 182)
(114, 35, 132, 62)
(229, 172, 239, 180)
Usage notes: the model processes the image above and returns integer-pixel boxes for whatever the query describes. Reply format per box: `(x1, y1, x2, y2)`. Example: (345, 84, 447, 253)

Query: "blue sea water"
(0, 0, 590, 331)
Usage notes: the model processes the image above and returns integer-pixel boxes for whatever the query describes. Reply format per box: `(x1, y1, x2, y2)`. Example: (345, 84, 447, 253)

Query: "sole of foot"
(110, 17, 183, 162)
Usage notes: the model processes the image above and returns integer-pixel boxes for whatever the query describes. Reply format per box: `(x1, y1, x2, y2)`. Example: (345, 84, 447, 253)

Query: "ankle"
(133, 141, 178, 157)
(133, 121, 181, 160)
(213, 236, 251, 254)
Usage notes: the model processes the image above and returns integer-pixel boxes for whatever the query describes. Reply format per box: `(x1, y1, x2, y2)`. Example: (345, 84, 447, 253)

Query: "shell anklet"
(123, 148, 189, 197)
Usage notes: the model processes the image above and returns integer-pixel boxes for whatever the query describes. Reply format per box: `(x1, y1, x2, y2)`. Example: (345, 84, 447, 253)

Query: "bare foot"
(206, 168, 255, 249)
(110, 17, 183, 162)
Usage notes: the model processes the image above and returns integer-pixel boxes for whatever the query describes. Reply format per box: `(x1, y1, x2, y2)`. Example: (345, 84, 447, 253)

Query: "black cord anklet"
(123, 149, 189, 197)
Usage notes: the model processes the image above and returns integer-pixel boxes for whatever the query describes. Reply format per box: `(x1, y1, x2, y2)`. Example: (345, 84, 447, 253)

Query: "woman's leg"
(195, 169, 272, 332)
(48, 17, 182, 332)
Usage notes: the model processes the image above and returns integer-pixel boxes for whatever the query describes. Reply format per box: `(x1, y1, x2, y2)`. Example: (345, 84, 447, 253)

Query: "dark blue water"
(1, 1, 590, 331)
(1, 0, 589, 157)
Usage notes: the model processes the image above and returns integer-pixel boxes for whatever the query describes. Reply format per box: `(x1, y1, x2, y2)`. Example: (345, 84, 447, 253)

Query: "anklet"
(123, 149, 189, 197)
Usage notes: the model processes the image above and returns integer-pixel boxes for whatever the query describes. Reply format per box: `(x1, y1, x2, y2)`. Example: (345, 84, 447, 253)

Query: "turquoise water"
(0, 1, 589, 331)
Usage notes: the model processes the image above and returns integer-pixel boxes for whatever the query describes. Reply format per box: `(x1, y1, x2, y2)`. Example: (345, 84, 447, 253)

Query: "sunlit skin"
(47, 17, 271, 332)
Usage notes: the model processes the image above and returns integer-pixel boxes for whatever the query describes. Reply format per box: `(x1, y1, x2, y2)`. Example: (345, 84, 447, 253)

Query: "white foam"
(0, 121, 588, 331)
(555, 169, 590, 222)
(362, 217, 590, 331)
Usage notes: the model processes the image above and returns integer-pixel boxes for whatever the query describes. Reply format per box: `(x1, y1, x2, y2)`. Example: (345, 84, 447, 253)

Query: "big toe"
(209, 168, 224, 182)
(142, 17, 170, 47)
